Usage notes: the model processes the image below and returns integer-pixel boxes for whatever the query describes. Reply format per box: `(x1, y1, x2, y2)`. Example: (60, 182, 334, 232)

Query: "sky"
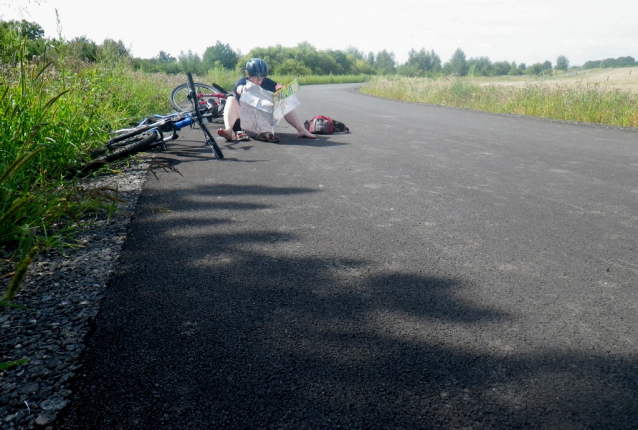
(2, 0, 637, 67)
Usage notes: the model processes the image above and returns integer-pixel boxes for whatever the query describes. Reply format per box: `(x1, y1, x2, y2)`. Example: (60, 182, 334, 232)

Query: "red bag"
(304, 115, 349, 134)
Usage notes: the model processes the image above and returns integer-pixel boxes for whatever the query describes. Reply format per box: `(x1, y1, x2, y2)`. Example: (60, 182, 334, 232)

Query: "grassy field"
(361, 67, 638, 128)
(475, 67, 638, 91)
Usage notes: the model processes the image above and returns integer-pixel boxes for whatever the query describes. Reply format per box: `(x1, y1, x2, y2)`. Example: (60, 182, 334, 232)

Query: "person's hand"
(236, 85, 246, 94)
(275, 83, 284, 91)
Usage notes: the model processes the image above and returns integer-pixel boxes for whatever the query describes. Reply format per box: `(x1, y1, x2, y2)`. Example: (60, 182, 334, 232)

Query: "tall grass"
(361, 76, 638, 128)
(1, 43, 176, 305)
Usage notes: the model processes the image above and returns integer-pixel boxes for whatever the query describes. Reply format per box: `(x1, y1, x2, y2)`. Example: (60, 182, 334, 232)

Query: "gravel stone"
(0, 159, 151, 429)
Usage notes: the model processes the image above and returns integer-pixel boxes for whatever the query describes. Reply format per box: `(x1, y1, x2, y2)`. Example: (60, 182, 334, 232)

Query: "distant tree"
(292, 41, 321, 72)
(134, 51, 181, 74)
(327, 49, 351, 74)
(366, 51, 375, 68)
(375, 50, 396, 75)
(276, 58, 312, 75)
(527, 63, 545, 75)
(288, 42, 339, 74)
(582, 56, 637, 69)
(491, 61, 512, 76)
(203, 41, 238, 70)
(467, 56, 492, 76)
(311, 51, 342, 75)
(447, 48, 468, 76)
(345, 46, 365, 60)
(344, 47, 375, 74)
(555, 55, 569, 70)
(157, 51, 176, 63)
(67, 36, 98, 62)
(0, 19, 46, 61)
(178, 49, 204, 75)
(98, 38, 130, 63)
(509, 62, 526, 76)
(399, 48, 442, 77)
(131, 42, 381, 76)
(349, 58, 375, 75)
(239, 45, 282, 72)
(581, 60, 596, 69)
(600, 58, 618, 68)
(610, 56, 636, 67)
(0, 19, 44, 39)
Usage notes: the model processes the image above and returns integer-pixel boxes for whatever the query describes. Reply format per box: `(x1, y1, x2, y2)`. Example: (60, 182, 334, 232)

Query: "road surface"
(60, 83, 638, 429)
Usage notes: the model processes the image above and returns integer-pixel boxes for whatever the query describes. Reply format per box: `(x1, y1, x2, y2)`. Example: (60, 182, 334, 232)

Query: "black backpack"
(304, 115, 349, 134)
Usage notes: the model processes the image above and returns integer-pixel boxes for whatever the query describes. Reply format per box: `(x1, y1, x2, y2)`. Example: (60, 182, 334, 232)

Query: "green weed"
(1, 43, 175, 304)
(0, 359, 29, 370)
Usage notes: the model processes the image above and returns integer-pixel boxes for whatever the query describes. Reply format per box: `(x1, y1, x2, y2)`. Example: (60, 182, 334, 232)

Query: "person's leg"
(284, 109, 317, 139)
(217, 96, 240, 141)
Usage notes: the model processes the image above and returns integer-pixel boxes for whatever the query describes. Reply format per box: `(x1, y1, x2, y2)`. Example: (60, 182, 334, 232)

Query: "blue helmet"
(246, 58, 268, 77)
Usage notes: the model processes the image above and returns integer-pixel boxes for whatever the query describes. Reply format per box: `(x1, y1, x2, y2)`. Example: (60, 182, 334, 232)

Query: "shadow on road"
(59, 182, 638, 430)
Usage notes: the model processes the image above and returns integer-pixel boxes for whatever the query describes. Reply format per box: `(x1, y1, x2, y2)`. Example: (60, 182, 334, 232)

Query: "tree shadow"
(59, 183, 638, 430)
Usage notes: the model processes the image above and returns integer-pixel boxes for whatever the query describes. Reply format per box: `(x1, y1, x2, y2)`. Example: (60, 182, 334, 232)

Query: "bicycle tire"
(79, 131, 160, 175)
(107, 123, 159, 149)
(170, 82, 219, 113)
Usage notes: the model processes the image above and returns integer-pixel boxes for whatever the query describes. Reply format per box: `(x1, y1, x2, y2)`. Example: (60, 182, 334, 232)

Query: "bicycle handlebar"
(172, 116, 194, 130)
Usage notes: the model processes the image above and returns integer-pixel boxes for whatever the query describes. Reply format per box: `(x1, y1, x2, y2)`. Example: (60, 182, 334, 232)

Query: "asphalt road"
(60, 84, 638, 429)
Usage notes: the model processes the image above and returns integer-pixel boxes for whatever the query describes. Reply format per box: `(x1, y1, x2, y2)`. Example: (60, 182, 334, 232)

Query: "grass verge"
(1, 50, 176, 305)
(361, 75, 638, 128)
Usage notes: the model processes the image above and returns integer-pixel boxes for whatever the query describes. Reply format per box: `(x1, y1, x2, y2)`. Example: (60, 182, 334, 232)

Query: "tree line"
(2, 19, 636, 77)
(0, 19, 131, 65)
(581, 56, 637, 69)
(132, 44, 569, 78)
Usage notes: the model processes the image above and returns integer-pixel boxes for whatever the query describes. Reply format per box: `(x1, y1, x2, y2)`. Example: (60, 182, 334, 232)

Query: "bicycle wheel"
(78, 131, 160, 175)
(170, 82, 219, 112)
(105, 114, 172, 148)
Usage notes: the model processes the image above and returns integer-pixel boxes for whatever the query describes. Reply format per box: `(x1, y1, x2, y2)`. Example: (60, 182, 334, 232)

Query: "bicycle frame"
(192, 85, 228, 119)
(75, 76, 225, 177)
(108, 113, 195, 151)
(107, 73, 226, 157)
(186, 72, 224, 158)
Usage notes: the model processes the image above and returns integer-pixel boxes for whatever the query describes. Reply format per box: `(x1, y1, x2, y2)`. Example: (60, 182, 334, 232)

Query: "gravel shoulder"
(0, 159, 151, 430)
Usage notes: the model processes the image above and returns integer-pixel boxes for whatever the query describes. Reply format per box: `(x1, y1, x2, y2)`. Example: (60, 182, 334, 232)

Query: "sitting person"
(216, 58, 317, 143)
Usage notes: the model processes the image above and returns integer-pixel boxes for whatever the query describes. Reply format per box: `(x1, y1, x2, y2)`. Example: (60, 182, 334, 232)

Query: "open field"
(361, 68, 638, 128)
(475, 67, 638, 91)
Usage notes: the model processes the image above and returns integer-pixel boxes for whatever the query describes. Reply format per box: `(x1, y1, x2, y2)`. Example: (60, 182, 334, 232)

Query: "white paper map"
(239, 80, 300, 134)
